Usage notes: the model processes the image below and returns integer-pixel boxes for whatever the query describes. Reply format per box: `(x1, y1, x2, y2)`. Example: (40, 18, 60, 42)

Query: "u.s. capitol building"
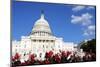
(12, 12, 78, 62)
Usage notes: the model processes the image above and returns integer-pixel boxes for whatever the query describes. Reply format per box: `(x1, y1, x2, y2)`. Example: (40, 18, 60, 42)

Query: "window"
(51, 40, 54, 42)
(24, 53, 26, 56)
(40, 53, 42, 57)
(39, 40, 41, 42)
(33, 39, 36, 42)
(43, 40, 45, 42)
(46, 40, 49, 42)
(43, 45, 44, 48)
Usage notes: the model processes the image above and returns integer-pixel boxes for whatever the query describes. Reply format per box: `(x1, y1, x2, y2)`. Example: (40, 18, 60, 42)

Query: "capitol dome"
(31, 12, 52, 36)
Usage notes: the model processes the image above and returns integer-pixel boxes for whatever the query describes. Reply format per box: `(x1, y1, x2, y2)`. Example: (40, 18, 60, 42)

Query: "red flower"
(25, 60, 31, 65)
(66, 51, 71, 57)
(54, 54, 61, 63)
(21, 62, 27, 66)
(14, 53, 20, 60)
(29, 54, 35, 62)
(45, 51, 54, 58)
(12, 56, 15, 61)
(38, 60, 44, 64)
(44, 59, 50, 64)
(61, 51, 67, 57)
(49, 51, 53, 57)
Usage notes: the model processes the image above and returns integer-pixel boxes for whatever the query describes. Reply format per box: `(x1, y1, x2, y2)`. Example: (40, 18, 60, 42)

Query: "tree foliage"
(80, 39, 96, 53)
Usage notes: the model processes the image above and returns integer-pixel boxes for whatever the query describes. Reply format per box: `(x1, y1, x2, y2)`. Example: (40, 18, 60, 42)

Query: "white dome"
(31, 13, 52, 36)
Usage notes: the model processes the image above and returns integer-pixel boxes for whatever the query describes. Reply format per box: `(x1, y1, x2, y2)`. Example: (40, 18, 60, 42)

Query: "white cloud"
(72, 6, 95, 12)
(72, 6, 85, 12)
(87, 6, 95, 10)
(71, 6, 95, 37)
(83, 25, 95, 36)
(88, 25, 95, 30)
(71, 13, 93, 26)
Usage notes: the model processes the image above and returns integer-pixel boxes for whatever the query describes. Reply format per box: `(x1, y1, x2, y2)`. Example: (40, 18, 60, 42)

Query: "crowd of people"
(12, 50, 96, 67)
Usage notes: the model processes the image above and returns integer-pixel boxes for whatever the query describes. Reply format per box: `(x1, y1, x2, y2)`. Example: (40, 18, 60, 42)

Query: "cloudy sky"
(12, 1, 96, 43)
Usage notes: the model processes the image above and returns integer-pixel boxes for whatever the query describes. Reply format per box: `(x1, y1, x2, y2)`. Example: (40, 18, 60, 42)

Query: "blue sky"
(12, 1, 96, 43)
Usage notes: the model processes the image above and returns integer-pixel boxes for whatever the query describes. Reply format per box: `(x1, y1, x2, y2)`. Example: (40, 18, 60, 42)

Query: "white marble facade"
(12, 12, 77, 61)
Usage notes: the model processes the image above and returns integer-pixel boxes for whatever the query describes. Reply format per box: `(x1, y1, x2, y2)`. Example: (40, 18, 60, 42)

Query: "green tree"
(80, 39, 96, 53)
